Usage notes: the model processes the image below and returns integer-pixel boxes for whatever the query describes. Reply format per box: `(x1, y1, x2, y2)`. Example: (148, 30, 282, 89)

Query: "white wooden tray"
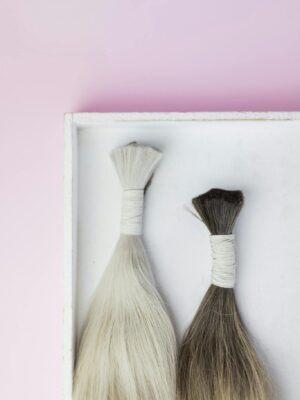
(64, 112, 300, 400)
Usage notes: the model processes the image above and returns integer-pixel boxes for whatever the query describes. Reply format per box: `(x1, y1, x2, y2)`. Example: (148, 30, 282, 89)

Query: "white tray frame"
(64, 111, 300, 400)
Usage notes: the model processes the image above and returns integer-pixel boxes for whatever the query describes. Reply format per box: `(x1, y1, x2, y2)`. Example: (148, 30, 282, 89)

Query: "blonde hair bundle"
(178, 188, 270, 400)
(73, 143, 176, 400)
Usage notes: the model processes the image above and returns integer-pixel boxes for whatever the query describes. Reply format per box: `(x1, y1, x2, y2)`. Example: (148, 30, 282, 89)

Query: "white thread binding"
(210, 234, 236, 288)
(121, 189, 144, 235)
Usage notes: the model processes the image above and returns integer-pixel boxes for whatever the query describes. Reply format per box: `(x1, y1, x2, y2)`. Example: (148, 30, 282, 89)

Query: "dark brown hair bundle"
(178, 188, 270, 400)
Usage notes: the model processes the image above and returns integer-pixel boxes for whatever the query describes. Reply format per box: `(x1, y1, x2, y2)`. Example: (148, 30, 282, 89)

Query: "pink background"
(1, 0, 300, 398)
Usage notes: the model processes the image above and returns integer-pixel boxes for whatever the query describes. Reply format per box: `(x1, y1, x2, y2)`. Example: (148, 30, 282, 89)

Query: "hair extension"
(73, 143, 176, 400)
(178, 188, 270, 400)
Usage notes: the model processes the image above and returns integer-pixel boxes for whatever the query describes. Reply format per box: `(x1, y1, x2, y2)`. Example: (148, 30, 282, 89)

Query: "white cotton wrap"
(121, 189, 144, 235)
(210, 234, 236, 288)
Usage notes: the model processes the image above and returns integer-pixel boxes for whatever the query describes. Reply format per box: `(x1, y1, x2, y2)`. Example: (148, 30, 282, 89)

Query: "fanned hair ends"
(178, 189, 270, 400)
(73, 144, 176, 400)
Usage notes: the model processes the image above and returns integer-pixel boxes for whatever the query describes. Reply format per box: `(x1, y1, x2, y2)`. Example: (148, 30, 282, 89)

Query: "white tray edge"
(63, 111, 300, 400)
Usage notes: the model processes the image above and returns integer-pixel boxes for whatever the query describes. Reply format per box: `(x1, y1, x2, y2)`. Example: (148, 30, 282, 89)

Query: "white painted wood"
(64, 113, 78, 400)
(72, 111, 300, 125)
(64, 112, 300, 400)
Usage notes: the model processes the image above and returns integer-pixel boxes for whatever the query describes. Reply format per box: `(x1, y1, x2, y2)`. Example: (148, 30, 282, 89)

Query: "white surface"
(65, 112, 300, 400)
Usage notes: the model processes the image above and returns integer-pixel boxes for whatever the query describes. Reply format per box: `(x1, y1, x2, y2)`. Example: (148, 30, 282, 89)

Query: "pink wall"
(1, 0, 300, 398)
